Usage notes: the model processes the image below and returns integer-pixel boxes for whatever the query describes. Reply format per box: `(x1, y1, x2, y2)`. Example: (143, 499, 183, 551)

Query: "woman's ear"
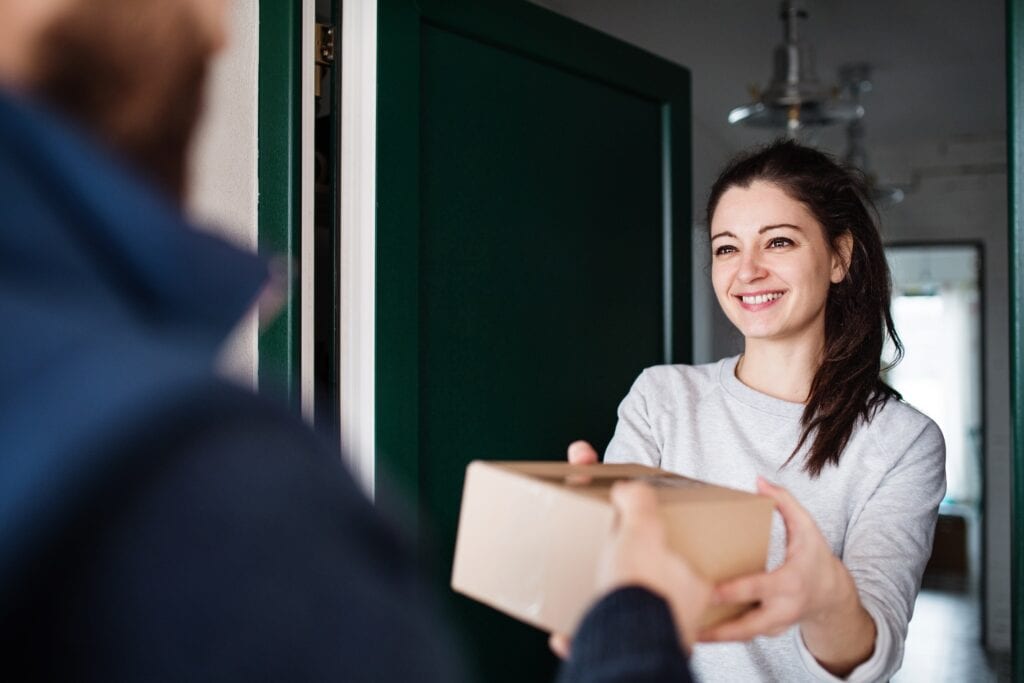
(831, 233, 854, 284)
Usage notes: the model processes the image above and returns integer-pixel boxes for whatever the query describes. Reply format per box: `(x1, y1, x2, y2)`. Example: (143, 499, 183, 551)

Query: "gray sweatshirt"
(604, 356, 946, 683)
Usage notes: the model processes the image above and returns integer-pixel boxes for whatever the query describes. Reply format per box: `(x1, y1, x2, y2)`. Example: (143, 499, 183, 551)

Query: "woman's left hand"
(699, 478, 872, 656)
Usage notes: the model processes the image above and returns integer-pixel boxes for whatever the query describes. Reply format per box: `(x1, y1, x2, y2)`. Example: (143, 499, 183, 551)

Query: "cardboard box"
(451, 461, 774, 636)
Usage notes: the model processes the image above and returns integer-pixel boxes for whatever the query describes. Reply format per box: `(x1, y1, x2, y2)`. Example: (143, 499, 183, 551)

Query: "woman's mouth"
(736, 291, 785, 310)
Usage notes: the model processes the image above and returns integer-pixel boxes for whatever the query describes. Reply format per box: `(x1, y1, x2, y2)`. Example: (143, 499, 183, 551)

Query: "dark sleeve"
(37, 393, 466, 683)
(557, 587, 696, 683)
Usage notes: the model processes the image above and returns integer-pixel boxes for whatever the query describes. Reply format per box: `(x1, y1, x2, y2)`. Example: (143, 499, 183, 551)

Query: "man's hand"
(550, 482, 712, 659)
(599, 483, 712, 651)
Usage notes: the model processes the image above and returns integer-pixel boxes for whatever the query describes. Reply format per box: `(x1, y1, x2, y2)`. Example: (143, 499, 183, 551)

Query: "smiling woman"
(705, 141, 899, 477)
(571, 139, 946, 682)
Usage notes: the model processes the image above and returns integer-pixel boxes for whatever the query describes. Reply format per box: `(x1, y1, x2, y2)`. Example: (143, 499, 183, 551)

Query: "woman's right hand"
(567, 440, 599, 465)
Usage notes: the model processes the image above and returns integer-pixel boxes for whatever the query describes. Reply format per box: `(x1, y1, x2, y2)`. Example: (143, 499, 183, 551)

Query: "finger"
(609, 482, 664, 544)
(548, 632, 571, 659)
(567, 440, 599, 465)
(713, 572, 771, 605)
(698, 604, 784, 643)
(756, 477, 813, 539)
(610, 481, 661, 529)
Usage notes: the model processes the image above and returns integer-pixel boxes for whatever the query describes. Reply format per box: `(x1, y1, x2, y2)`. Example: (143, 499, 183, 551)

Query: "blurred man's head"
(0, 0, 231, 199)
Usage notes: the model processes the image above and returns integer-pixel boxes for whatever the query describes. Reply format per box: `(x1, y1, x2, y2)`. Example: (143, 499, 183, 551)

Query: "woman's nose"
(737, 251, 767, 282)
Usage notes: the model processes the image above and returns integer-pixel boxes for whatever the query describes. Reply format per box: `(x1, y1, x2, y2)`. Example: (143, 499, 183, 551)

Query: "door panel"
(1008, 0, 1023, 677)
(378, 2, 691, 679)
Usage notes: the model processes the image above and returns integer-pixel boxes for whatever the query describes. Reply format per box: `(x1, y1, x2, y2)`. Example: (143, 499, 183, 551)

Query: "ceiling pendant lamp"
(728, 1, 862, 138)
(840, 63, 905, 207)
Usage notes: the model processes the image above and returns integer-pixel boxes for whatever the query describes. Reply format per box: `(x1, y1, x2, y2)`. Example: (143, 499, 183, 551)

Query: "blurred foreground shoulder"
(18, 381, 465, 683)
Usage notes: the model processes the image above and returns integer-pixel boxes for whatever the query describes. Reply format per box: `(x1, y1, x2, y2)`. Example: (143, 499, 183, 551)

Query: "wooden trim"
(300, 0, 317, 422)
(1007, 0, 1024, 675)
(339, 0, 379, 496)
(376, 0, 423, 514)
(257, 1, 303, 406)
(415, 0, 690, 102)
(668, 101, 693, 364)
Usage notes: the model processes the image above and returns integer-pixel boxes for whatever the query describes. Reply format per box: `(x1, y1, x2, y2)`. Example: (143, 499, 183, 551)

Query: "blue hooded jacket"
(0, 88, 689, 683)
(0, 89, 267, 609)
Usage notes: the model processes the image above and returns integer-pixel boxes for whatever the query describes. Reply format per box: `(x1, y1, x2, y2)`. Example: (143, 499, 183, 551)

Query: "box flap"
(489, 461, 764, 505)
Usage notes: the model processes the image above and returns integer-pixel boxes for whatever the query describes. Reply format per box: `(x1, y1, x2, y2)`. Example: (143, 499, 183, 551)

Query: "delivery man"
(0, 1, 708, 680)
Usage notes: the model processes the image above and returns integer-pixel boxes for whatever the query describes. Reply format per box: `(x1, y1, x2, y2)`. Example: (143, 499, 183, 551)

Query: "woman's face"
(709, 180, 849, 346)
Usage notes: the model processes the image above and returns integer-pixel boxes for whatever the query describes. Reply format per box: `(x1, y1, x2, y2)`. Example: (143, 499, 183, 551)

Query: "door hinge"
(315, 23, 336, 99)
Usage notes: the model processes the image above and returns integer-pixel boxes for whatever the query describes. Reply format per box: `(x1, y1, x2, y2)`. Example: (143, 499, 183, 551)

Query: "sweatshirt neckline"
(717, 355, 806, 419)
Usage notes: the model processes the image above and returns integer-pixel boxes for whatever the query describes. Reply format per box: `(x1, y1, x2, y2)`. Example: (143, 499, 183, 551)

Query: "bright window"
(883, 245, 982, 506)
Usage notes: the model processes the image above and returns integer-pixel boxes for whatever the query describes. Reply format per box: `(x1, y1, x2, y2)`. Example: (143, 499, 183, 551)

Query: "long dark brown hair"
(706, 139, 903, 478)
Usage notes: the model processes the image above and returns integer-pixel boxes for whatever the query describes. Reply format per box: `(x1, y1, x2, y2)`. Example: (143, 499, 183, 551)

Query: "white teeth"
(740, 292, 784, 305)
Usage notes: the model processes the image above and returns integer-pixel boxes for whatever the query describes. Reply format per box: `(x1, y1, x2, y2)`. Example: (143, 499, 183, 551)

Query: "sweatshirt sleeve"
(795, 413, 946, 682)
(604, 369, 662, 467)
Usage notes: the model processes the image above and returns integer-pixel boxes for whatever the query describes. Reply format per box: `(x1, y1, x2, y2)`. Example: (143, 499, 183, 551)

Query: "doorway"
(883, 243, 1009, 680)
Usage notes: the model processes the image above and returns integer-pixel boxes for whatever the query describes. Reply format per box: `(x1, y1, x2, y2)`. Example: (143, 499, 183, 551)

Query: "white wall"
(187, 1, 261, 388)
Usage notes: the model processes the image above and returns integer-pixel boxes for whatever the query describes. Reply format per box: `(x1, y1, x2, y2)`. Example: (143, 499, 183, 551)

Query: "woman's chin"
(738, 329, 781, 342)
(728, 318, 783, 341)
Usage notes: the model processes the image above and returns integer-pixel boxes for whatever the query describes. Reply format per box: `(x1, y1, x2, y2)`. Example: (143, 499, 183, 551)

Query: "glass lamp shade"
(728, 2, 862, 135)
(728, 100, 863, 129)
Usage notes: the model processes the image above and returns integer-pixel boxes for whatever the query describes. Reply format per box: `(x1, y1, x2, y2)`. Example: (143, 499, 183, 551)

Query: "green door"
(1009, 1, 1023, 678)
(377, 1, 691, 679)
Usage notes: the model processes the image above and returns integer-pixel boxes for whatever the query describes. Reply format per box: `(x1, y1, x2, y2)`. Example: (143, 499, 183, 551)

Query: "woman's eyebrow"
(760, 223, 804, 233)
(711, 224, 803, 242)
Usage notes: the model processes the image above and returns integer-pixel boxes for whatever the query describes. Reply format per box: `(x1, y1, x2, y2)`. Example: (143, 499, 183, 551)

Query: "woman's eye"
(767, 237, 794, 248)
(714, 245, 737, 256)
